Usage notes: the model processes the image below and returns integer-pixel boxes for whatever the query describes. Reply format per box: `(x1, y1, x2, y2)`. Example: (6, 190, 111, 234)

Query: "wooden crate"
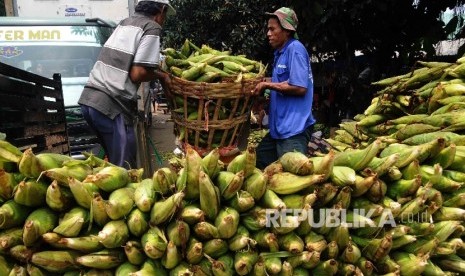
(0, 62, 69, 154)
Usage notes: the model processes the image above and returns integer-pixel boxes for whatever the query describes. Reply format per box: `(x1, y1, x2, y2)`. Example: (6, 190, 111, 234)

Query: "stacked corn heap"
(162, 40, 266, 150)
(2, 136, 465, 275)
(163, 39, 266, 83)
(329, 57, 465, 151)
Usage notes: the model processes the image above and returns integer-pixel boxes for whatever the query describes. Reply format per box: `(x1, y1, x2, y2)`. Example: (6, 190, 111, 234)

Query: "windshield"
(0, 25, 112, 106)
(1, 43, 100, 78)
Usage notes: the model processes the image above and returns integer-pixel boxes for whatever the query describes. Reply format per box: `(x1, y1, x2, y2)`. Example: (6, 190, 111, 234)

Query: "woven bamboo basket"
(169, 75, 263, 156)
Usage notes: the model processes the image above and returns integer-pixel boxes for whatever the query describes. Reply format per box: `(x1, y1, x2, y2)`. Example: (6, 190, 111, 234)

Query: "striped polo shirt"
(78, 13, 162, 125)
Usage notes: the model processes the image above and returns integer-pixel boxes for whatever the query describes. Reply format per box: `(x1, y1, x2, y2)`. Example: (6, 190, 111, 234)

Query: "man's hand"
(252, 81, 269, 96)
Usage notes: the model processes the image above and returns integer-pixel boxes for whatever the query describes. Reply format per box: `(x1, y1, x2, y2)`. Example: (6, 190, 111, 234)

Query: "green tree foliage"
(0, 0, 5, 16)
(163, 0, 465, 77)
(163, 0, 285, 65)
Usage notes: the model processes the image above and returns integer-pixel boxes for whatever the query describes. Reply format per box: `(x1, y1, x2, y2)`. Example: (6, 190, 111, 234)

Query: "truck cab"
(0, 17, 116, 158)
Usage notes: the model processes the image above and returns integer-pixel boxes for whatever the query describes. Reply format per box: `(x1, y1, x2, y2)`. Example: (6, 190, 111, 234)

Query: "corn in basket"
(169, 75, 263, 156)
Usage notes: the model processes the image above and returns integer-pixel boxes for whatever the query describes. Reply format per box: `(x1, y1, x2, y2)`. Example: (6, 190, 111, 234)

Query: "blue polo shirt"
(269, 38, 316, 139)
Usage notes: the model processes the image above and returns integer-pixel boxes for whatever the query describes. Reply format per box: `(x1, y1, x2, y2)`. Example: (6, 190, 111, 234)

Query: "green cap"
(266, 7, 299, 38)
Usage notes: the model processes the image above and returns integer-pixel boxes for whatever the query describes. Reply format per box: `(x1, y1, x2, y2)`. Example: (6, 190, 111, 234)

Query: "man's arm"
(130, 65, 172, 96)
(253, 80, 306, 96)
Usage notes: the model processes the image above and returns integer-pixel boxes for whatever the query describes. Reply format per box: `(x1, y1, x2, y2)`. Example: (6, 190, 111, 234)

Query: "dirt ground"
(147, 111, 177, 170)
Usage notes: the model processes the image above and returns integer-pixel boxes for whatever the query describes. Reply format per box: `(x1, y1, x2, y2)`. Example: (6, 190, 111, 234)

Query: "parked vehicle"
(0, 17, 116, 158)
(9, 0, 136, 23)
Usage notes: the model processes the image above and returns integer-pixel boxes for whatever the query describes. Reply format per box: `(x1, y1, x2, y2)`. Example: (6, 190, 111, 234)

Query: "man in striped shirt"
(78, 0, 175, 168)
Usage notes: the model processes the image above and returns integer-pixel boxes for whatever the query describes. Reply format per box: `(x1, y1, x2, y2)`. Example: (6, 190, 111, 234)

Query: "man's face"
(267, 17, 289, 50)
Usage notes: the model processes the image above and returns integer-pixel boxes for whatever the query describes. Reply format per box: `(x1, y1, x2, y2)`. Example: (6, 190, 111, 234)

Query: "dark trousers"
(81, 105, 137, 169)
(256, 125, 314, 170)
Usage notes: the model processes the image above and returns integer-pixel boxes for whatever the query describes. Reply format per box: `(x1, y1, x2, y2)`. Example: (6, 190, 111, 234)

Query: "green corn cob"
(315, 183, 339, 206)
(0, 169, 18, 200)
(0, 200, 31, 229)
(203, 238, 229, 258)
(433, 206, 465, 221)
(268, 172, 325, 194)
(186, 237, 203, 265)
(127, 208, 149, 238)
(404, 237, 439, 256)
(323, 240, 339, 260)
(76, 249, 125, 269)
(209, 254, 235, 276)
(179, 204, 204, 225)
(333, 138, 383, 171)
(150, 191, 184, 226)
(329, 166, 357, 187)
(167, 220, 190, 247)
(153, 167, 177, 196)
(90, 193, 109, 227)
(216, 170, 245, 200)
(311, 149, 336, 181)
(293, 267, 310, 276)
(134, 179, 156, 212)
(215, 207, 240, 239)
(26, 264, 46, 276)
(327, 222, 350, 249)
(286, 250, 313, 268)
(31, 250, 82, 273)
(356, 234, 392, 262)
(228, 190, 255, 212)
(161, 241, 181, 269)
(304, 231, 327, 252)
(45, 181, 75, 212)
(201, 148, 222, 179)
(57, 234, 104, 253)
(387, 166, 402, 181)
(227, 145, 256, 178)
(253, 230, 279, 252)
(44, 163, 92, 186)
(234, 250, 259, 276)
(14, 179, 48, 207)
(53, 207, 89, 237)
(264, 257, 282, 275)
(0, 140, 22, 163)
(357, 257, 374, 276)
(0, 227, 23, 253)
(312, 259, 338, 276)
(105, 187, 135, 220)
(278, 232, 304, 254)
(184, 145, 202, 199)
(23, 208, 58, 247)
(124, 240, 146, 266)
(392, 252, 428, 276)
(391, 234, 418, 250)
(242, 170, 267, 201)
(193, 221, 219, 240)
(260, 189, 286, 210)
(115, 262, 139, 276)
(68, 177, 99, 209)
(279, 151, 314, 176)
(97, 220, 129, 248)
(141, 226, 168, 259)
(332, 186, 352, 209)
(84, 166, 129, 192)
(199, 171, 220, 221)
(228, 226, 256, 252)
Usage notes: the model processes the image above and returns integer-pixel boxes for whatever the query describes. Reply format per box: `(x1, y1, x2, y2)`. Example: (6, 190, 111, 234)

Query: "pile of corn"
(162, 39, 266, 83)
(329, 57, 465, 151)
(3, 55, 465, 275)
(2, 130, 465, 275)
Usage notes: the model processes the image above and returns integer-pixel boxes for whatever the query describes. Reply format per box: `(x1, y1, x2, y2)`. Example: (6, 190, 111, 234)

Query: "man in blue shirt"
(253, 7, 316, 169)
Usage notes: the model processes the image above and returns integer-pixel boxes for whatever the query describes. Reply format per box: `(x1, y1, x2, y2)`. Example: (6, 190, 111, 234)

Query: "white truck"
(9, 0, 137, 23)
